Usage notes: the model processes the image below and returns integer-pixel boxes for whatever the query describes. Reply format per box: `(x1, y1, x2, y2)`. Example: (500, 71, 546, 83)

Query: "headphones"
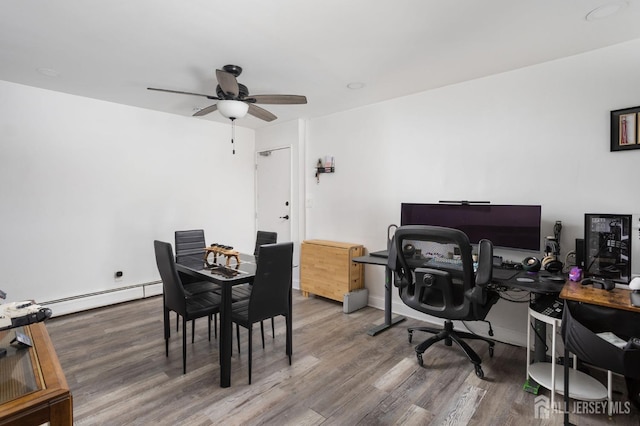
(542, 255, 563, 273)
(522, 256, 541, 272)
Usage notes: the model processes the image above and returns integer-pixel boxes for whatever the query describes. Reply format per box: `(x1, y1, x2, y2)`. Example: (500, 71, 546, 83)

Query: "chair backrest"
(154, 240, 187, 315)
(389, 225, 495, 321)
(175, 229, 206, 269)
(253, 231, 278, 257)
(248, 242, 293, 322)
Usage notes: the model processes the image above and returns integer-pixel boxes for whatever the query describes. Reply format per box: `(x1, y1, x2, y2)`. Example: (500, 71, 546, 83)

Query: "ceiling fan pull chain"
(231, 118, 236, 155)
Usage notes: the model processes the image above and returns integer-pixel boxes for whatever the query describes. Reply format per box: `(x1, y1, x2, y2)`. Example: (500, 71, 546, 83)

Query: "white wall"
(303, 39, 640, 345)
(0, 80, 256, 305)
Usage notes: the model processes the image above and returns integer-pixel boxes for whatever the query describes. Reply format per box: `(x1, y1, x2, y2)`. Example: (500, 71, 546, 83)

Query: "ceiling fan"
(147, 64, 307, 122)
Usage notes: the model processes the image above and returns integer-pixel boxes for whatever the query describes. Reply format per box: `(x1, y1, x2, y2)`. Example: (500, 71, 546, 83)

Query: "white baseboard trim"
(42, 282, 162, 317)
(45, 278, 296, 318)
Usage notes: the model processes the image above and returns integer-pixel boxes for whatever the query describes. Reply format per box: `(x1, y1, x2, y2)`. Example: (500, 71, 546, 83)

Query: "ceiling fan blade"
(216, 69, 239, 97)
(193, 104, 218, 117)
(147, 87, 217, 99)
(248, 104, 277, 122)
(249, 95, 307, 105)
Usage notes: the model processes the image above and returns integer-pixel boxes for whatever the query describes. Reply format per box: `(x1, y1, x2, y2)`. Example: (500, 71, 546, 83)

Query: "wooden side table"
(300, 240, 364, 302)
(0, 323, 72, 425)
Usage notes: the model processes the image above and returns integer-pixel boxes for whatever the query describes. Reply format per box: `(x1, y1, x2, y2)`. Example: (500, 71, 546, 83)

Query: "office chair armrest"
(465, 239, 493, 304)
(465, 287, 486, 304)
(475, 239, 493, 288)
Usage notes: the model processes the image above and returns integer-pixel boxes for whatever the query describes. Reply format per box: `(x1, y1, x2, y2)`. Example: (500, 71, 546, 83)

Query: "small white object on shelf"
(596, 332, 627, 349)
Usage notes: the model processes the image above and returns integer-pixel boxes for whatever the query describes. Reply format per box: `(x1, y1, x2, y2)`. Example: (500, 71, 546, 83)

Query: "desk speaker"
(522, 256, 541, 272)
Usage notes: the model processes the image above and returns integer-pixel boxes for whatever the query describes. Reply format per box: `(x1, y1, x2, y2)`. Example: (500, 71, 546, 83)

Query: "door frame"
(255, 145, 294, 245)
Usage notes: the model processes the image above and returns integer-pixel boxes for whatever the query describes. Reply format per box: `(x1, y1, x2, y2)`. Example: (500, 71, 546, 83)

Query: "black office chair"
(562, 301, 640, 424)
(154, 240, 221, 374)
(232, 242, 293, 384)
(389, 225, 498, 378)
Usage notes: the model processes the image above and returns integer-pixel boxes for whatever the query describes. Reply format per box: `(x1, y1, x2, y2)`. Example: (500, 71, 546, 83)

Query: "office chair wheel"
(408, 330, 413, 343)
(474, 364, 484, 379)
(416, 352, 424, 367)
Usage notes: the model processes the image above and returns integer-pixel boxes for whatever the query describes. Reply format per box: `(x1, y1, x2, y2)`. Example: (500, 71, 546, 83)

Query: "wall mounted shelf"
(316, 166, 334, 174)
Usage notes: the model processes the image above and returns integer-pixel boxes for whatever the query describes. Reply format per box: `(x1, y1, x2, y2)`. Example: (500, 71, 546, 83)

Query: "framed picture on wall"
(611, 106, 640, 151)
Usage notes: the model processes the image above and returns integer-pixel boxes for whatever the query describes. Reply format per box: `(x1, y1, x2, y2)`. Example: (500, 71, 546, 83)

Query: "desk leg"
(531, 294, 550, 363)
(219, 285, 232, 388)
(534, 319, 547, 363)
(367, 266, 406, 336)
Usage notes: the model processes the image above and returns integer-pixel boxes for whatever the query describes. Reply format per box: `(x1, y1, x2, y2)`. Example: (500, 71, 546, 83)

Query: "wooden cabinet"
(300, 240, 364, 302)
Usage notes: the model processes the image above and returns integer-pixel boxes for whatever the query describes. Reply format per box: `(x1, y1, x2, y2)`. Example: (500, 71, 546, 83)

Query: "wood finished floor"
(46, 291, 640, 425)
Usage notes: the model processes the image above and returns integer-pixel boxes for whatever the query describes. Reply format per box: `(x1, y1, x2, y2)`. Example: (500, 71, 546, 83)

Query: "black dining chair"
(254, 231, 278, 337)
(174, 229, 221, 336)
(227, 231, 279, 344)
(254, 230, 278, 257)
(154, 240, 221, 374)
(232, 242, 293, 384)
(175, 229, 207, 269)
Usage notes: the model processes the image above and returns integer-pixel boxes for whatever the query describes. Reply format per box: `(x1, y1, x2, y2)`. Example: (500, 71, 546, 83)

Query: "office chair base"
(410, 321, 494, 378)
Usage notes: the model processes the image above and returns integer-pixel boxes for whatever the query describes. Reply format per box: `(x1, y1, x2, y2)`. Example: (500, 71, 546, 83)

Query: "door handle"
(279, 215, 290, 220)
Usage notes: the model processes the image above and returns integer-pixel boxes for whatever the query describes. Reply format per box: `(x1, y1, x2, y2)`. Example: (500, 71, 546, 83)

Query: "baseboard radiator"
(42, 279, 301, 318)
(41, 281, 163, 317)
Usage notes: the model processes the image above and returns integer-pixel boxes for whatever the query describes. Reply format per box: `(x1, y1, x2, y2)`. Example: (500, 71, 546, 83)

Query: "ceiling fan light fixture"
(586, 1, 628, 21)
(217, 100, 248, 119)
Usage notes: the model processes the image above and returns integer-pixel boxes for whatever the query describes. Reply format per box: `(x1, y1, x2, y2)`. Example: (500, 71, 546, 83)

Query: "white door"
(256, 147, 291, 243)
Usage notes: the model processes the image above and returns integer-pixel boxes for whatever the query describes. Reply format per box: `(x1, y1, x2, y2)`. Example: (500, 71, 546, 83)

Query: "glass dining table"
(175, 252, 257, 388)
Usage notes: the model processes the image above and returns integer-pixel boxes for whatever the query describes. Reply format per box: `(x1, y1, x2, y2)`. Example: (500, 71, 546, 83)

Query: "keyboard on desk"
(422, 258, 519, 281)
(492, 268, 519, 281)
(423, 257, 463, 270)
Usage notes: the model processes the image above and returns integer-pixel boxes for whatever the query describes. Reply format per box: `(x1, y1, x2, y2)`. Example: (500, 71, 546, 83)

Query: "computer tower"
(584, 213, 632, 283)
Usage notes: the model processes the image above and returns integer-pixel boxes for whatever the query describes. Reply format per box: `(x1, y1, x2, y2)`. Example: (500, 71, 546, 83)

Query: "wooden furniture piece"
(560, 280, 640, 313)
(204, 246, 240, 267)
(0, 323, 72, 425)
(300, 240, 364, 302)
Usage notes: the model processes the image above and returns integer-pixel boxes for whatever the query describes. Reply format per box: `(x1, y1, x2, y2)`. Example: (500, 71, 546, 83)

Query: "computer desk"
(560, 280, 640, 313)
(353, 253, 566, 337)
(352, 253, 406, 336)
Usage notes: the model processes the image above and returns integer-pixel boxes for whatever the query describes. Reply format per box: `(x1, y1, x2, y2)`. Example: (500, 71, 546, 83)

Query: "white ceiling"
(2, 0, 640, 129)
